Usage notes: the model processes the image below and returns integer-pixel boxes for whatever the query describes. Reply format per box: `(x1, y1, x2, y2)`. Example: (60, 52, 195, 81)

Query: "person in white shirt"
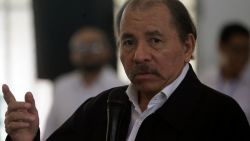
(200, 23, 250, 123)
(2, 1, 250, 141)
(43, 26, 124, 139)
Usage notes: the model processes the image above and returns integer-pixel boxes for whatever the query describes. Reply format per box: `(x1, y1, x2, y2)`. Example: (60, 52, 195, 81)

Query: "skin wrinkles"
(119, 3, 194, 105)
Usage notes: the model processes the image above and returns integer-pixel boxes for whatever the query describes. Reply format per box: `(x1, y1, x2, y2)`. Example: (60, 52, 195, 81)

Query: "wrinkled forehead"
(123, 0, 168, 19)
(120, 2, 171, 27)
(127, 0, 164, 10)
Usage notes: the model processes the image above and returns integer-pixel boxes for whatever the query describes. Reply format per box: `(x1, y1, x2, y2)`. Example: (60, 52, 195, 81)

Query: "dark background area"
(33, 0, 115, 80)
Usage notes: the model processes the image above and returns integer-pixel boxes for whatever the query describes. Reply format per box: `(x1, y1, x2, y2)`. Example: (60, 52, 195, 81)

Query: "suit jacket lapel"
(155, 65, 203, 131)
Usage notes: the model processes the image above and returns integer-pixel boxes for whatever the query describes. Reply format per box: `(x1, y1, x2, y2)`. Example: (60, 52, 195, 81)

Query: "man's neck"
(138, 91, 157, 112)
(136, 64, 190, 112)
(81, 71, 100, 87)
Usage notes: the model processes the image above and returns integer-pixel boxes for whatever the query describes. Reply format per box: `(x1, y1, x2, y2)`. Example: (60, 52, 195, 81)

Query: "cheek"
(120, 52, 129, 70)
(159, 48, 185, 65)
(120, 49, 133, 64)
(157, 49, 185, 74)
(120, 51, 134, 77)
(120, 51, 125, 64)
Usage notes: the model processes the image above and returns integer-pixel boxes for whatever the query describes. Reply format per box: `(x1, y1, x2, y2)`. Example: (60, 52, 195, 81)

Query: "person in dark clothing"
(2, 0, 250, 141)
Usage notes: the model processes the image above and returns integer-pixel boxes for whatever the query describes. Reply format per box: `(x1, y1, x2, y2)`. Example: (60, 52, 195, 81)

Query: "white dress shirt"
(43, 66, 124, 140)
(126, 64, 189, 141)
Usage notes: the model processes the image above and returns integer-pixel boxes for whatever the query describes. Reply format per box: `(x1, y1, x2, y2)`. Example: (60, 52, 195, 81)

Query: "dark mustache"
(130, 64, 161, 78)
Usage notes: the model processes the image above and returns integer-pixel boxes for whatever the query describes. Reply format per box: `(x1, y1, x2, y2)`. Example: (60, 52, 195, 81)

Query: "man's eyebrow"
(145, 30, 163, 37)
(120, 33, 134, 40)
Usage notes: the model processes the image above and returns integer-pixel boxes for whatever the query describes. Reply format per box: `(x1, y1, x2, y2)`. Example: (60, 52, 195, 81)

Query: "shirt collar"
(126, 63, 189, 109)
(161, 63, 189, 98)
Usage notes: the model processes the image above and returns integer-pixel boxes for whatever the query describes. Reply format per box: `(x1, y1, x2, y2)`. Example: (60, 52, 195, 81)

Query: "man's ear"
(183, 33, 196, 62)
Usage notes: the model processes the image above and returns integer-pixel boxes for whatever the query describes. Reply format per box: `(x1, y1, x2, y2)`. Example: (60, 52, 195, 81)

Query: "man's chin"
(133, 81, 161, 95)
(133, 74, 157, 82)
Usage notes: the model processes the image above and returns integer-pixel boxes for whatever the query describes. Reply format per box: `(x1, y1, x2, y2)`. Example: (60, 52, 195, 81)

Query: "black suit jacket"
(7, 66, 250, 141)
(45, 66, 250, 141)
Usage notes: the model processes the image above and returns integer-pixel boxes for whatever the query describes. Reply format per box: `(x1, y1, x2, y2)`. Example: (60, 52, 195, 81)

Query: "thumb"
(25, 92, 37, 113)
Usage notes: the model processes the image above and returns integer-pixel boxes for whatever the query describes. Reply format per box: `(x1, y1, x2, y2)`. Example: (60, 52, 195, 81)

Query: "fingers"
(2, 84, 39, 139)
(2, 84, 16, 105)
(5, 122, 30, 134)
(5, 111, 36, 124)
(2, 84, 36, 113)
(5, 108, 36, 134)
(25, 92, 37, 113)
(7, 102, 31, 113)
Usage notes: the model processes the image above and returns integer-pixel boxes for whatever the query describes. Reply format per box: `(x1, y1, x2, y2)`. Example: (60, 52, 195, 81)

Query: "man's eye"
(122, 39, 134, 47)
(151, 38, 161, 44)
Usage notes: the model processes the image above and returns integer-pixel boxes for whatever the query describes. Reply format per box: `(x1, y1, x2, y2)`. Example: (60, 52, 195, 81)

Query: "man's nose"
(133, 41, 151, 63)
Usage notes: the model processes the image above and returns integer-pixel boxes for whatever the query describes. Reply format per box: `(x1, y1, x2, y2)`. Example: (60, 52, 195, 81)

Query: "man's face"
(220, 34, 249, 76)
(119, 4, 194, 95)
(71, 29, 109, 72)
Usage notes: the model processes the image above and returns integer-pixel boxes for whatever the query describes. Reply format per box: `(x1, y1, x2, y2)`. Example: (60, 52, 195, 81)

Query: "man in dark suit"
(2, 0, 250, 141)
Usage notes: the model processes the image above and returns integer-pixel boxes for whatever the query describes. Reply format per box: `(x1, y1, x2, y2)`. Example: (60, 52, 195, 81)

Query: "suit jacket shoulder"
(135, 66, 250, 141)
(46, 86, 128, 141)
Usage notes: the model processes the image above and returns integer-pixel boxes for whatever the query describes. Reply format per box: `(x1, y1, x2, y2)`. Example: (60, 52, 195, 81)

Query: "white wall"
(0, 1, 54, 140)
(197, 0, 250, 73)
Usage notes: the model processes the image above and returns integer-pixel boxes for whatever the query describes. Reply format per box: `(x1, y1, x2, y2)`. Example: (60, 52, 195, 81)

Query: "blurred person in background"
(43, 26, 124, 139)
(200, 23, 250, 123)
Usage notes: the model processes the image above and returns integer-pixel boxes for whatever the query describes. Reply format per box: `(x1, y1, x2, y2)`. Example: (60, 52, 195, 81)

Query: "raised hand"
(2, 84, 39, 141)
